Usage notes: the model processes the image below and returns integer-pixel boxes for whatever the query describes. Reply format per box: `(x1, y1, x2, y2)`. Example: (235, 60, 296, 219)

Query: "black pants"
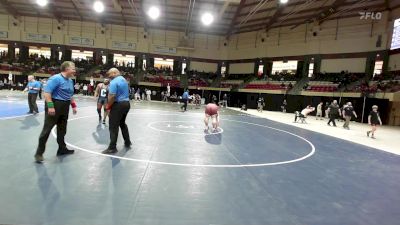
(294, 113, 305, 122)
(38, 90, 42, 99)
(328, 115, 337, 126)
(180, 99, 188, 111)
(108, 101, 131, 150)
(28, 93, 39, 113)
(36, 99, 70, 155)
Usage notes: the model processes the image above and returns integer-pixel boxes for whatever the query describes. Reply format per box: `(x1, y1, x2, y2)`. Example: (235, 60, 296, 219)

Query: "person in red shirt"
(204, 101, 220, 132)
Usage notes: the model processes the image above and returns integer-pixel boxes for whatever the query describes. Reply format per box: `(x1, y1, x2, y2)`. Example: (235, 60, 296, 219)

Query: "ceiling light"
(201, 12, 214, 26)
(280, 0, 289, 4)
(147, 6, 160, 20)
(36, 0, 48, 7)
(93, 1, 105, 13)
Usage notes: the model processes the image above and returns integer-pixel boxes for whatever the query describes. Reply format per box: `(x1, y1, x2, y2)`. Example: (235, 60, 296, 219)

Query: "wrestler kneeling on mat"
(204, 101, 220, 132)
(94, 78, 110, 124)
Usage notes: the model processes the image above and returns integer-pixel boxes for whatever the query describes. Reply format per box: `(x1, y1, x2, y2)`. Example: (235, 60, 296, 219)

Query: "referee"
(180, 89, 189, 112)
(24, 75, 41, 114)
(103, 68, 132, 154)
(34, 61, 77, 162)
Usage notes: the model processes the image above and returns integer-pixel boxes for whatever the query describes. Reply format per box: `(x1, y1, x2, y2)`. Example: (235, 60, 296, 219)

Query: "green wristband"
(47, 102, 54, 108)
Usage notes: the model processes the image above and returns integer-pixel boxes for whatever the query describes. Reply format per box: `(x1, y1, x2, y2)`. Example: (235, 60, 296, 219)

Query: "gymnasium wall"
(388, 53, 400, 71)
(190, 61, 218, 73)
(229, 62, 255, 74)
(0, 14, 227, 60)
(227, 11, 392, 60)
(0, 9, 398, 61)
(320, 58, 367, 73)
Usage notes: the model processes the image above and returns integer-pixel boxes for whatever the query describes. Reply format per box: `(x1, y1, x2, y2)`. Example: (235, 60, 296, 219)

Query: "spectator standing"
(342, 102, 357, 130)
(222, 93, 228, 108)
(146, 89, 151, 101)
(38, 79, 43, 100)
(166, 83, 171, 100)
(327, 100, 341, 127)
(142, 89, 146, 100)
(83, 84, 88, 96)
(212, 95, 217, 104)
(257, 96, 265, 112)
(74, 83, 80, 94)
(281, 99, 287, 113)
(367, 105, 382, 139)
(316, 102, 323, 120)
(135, 88, 141, 101)
(324, 102, 330, 118)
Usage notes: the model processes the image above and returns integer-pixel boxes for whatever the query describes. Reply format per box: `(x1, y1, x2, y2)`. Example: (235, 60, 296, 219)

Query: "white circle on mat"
(148, 120, 223, 135)
(51, 110, 316, 168)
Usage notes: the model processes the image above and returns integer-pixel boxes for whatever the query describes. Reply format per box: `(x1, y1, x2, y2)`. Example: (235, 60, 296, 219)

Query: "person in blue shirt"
(35, 61, 78, 163)
(102, 68, 132, 154)
(23, 75, 41, 114)
(180, 89, 189, 112)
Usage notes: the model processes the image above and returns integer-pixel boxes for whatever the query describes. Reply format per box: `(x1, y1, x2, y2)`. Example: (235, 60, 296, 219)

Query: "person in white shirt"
(316, 102, 323, 120)
(146, 89, 151, 101)
(83, 84, 88, 96)
(135, 88, 141, 101)
(74, 83, 80, 94)
(166, 83, 171, 101)
(294, 105, 315, 123)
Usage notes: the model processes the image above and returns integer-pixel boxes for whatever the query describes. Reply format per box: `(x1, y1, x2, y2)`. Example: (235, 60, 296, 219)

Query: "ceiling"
(0, 0, 397, 36)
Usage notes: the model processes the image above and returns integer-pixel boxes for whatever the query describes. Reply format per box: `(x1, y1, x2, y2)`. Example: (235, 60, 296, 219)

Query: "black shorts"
(98, 97, 107, 105)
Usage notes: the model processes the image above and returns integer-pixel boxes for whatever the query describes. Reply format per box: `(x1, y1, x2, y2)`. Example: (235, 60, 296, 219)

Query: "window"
(15, 48, 20, 57)
(72, 50, 93, 61)
(182, 62, 186, 75)
(154, 58, 173, 70)
(29, 46, 51, 59)
(258, 65, 264, 77)
(114, 54, 135, 67)
(221, 66, 227, 78)
(308, 63, 314, 77)
(373, 61, 383, 76)
(102, 55, 107, 65)
(142, 59, 147, 71)
(0, 44, 7, 53)
(271, 60, 298, 75)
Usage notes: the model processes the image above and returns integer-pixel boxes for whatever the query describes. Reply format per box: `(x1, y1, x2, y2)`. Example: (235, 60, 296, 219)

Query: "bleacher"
(306, 81, 339, 92)
(0, 63, 28, 74)
(188, 78, 209, 87)
(363, 80, 400, 93)
(220, 80, 243, 88)
(143, 74, 180, 87)
(90, 64, 136, 79)
(268, 73, 301, 82)
(244, 80, 295, 90)
(35, 67, 60, 76)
